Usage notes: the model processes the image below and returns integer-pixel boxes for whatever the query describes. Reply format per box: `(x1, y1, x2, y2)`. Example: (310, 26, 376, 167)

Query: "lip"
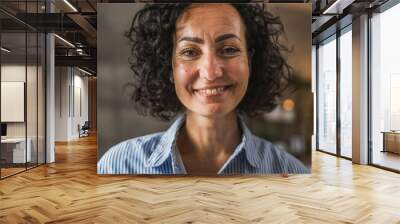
(193, 84, 233, 91)
(192, 84, 233, 98)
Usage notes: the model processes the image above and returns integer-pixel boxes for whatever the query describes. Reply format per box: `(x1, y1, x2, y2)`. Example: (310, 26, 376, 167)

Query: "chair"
(78, 121, 90, 138)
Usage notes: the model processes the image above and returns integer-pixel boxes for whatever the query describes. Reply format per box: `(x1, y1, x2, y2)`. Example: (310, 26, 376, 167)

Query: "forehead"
(175, 4, 245, 38)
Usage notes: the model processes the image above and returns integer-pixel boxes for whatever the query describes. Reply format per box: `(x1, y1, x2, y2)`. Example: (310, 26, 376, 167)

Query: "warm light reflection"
(282, 98, 295, 112)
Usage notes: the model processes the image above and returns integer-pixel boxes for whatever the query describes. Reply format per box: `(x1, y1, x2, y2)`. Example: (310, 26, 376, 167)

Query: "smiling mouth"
(193, 85, 233, 97)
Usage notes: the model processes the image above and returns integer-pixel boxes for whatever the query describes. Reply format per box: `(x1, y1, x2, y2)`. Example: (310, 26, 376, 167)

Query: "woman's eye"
(220, 46, 240, 56)
(180, 48, 199, 58)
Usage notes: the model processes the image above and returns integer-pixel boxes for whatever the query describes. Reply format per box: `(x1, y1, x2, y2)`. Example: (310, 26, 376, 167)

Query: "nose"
(198, 51, 223, 81)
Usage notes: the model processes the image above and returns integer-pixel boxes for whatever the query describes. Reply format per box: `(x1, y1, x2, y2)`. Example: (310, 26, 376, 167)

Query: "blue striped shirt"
(98, 114, 310, 175)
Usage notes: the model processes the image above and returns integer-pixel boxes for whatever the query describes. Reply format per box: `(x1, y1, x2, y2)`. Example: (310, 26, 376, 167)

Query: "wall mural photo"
(97, 3, 312, 175)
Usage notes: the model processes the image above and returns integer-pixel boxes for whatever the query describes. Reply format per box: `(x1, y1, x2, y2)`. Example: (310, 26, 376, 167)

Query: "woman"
(98, 3, 309, 175)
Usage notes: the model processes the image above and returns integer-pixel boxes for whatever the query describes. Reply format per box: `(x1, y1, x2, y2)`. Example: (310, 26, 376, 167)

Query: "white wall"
(55, 67, 70, 141)
(1, 65, 37, 138)
(71, 72, 89, 138)
(1, 82, 25, 122)
(55, 67, 89, 141)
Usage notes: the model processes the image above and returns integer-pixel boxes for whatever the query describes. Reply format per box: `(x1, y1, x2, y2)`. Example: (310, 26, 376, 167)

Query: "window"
(339, 27, 352, 158)
(316, 25, 353, 159)
(317, 35, 337, 154)
(370, 2, 400, 171)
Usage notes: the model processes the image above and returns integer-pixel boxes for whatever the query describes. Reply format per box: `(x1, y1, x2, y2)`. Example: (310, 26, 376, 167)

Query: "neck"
(178, 111, 242, 159)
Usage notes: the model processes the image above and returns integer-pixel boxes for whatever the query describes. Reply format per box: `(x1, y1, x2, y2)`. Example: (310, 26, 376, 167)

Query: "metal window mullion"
(367, 11, 373, 165)
(337, 30, 341, 157)
(25, 0, 28, 171)
(36, 0, 39, 167)
(44, 33, 47, 164)
(68, 69, 71, 118)
(72, 68, 74, 118)
(44, 0, 48, 165)
(316, 44, 320, 151)
(0, 24, 2, 179)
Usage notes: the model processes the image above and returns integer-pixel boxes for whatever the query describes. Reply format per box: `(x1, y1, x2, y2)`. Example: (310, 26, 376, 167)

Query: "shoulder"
(251, 136, 310, 174)
(97, 132, 163, 174)
(105, 132, 163, 157)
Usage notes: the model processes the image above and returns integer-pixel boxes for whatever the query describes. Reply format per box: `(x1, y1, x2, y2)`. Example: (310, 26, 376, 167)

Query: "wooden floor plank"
(0, 134, 400, 223)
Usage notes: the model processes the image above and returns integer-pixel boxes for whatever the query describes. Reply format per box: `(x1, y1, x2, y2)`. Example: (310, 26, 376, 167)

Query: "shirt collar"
(237, 115, 263, 168)
(145, 113, 262, 168)
(145, 114, 186, 167)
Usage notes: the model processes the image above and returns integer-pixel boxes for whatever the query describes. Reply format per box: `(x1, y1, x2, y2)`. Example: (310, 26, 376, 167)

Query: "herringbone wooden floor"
(1, 134, 400, 224)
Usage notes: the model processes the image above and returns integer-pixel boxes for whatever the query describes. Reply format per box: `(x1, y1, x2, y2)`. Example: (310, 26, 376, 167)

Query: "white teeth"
(196, 86, 228, 96)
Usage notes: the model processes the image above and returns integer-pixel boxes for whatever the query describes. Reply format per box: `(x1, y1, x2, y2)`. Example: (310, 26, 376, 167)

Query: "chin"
(194, 105, 234, 117)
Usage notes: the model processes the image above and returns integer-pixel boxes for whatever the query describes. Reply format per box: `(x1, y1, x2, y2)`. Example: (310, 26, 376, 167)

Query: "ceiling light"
(63, 0, 78, 12)
(1, 47, 11, 53)
(77, 67, 93, 76)
(322, 0, 355, 15)
(54, 34, 75, 48)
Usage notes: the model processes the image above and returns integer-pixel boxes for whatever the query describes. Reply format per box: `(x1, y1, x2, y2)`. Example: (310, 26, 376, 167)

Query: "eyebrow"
(215, 34, 241, 43)
(178, 36, 204, 44)
(177, 33, 241, 44)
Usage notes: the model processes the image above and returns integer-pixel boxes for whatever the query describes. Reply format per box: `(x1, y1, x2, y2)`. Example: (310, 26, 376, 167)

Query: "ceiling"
(0, 0, 390, 75)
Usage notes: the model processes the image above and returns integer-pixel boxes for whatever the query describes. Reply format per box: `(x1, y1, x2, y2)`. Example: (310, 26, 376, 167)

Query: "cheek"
(226, 58, 250, 84)
(173, 62, 197, 92)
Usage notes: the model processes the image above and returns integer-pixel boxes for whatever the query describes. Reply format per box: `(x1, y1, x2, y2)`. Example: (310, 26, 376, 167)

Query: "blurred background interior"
(1, 0, 400, 179)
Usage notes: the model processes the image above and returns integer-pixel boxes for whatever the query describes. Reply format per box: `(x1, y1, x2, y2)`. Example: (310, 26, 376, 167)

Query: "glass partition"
(1, 31, 28, 177)
(0, 1, 46, 179)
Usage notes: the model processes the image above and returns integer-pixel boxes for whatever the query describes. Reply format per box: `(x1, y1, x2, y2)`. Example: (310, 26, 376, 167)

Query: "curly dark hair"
(126, 3, 292, 121)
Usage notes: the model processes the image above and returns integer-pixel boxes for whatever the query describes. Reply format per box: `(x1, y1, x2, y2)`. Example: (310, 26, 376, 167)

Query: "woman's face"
(172, 4, 250, 117)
